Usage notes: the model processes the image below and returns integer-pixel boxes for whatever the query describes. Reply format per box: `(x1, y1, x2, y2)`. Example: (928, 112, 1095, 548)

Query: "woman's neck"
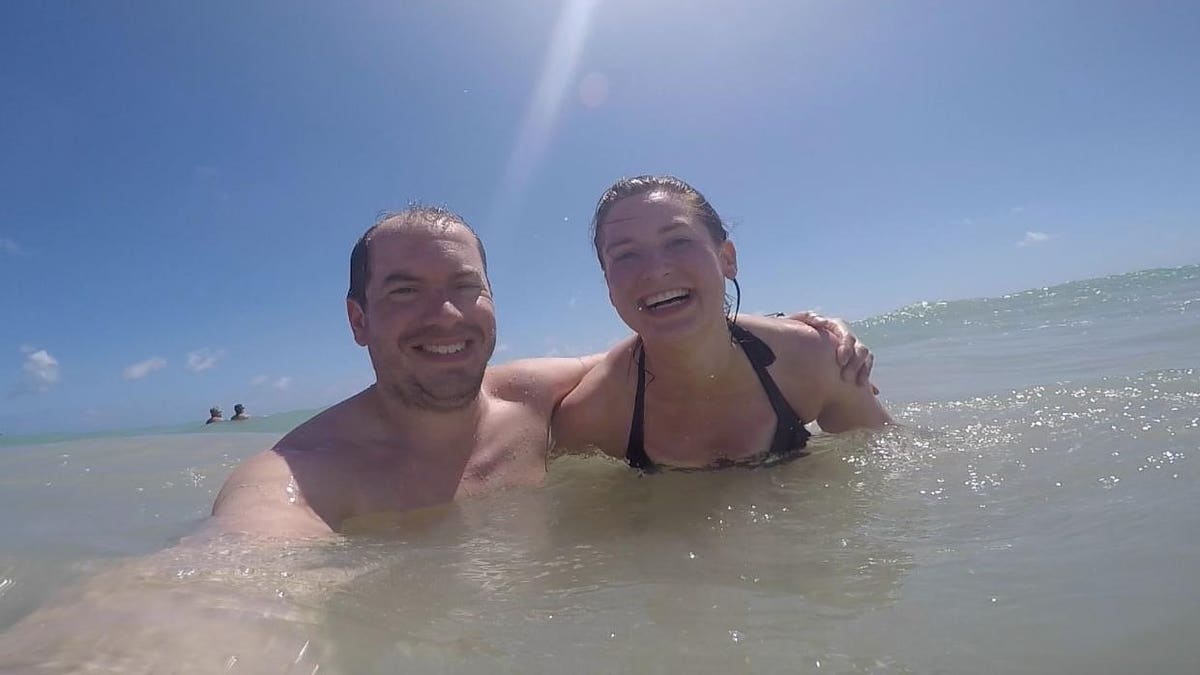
(639, 316, 746, 391)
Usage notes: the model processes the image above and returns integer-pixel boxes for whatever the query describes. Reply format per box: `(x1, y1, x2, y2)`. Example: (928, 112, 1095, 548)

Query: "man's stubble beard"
(372, 331, 495, 412)
(386, 365, 487, 412)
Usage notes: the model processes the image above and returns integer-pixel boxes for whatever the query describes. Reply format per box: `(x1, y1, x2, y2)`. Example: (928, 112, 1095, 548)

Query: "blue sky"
(2, 0, 1197, 435)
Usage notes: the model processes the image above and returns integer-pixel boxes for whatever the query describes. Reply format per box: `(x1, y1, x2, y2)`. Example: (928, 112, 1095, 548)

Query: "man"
(211, 206, 874, 536)
(205, 406, 224, 424)
(231, 403, 250, 421)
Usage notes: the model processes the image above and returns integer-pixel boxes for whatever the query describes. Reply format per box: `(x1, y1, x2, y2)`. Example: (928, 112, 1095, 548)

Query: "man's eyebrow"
(378, 272, 421, 285)
(379, 269, 483, 285)
(453, 269, 485, 281)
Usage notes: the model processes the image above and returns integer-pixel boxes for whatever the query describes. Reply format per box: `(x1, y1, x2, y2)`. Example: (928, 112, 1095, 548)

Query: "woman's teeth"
(643, 288, 690, 309)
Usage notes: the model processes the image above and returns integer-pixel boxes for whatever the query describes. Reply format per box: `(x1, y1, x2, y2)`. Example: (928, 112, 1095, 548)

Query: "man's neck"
(364, 384, 487, 458)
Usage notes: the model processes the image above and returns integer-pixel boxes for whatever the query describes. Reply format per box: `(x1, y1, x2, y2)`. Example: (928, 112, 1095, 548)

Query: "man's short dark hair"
(347, 205, 488, 307)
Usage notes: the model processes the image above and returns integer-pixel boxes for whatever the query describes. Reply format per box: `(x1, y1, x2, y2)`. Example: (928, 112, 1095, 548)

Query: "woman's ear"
(719, 240, 738, 279)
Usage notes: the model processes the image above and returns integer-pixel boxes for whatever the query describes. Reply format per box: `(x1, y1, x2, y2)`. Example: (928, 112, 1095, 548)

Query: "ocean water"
(0, 265, 1196, 673)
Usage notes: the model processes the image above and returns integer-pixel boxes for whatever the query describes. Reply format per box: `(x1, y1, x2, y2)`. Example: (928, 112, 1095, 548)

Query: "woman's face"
(596, 192, 736, 341)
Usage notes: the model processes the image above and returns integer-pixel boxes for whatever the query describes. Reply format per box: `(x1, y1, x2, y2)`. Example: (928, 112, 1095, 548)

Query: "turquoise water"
(0, 408, 322, 450)
(0, 265, 1196, 673)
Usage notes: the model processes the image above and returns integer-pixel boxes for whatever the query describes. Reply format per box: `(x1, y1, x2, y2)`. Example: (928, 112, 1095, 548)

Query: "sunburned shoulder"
(736, 315, 891, 432)
(273, 401, 358, 455)
(217, 420, 346, 502)
(734, 315, 834, 362)
(210, 431, 349, 537)
(229, 402, 364, 495)
(222, 446, 294, 485)
(210, 446, 318, 525)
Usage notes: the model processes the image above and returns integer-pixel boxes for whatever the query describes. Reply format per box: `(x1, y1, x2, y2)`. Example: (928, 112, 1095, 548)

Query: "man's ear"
(719, 240, 738, 279)
(347, 299, 369, 346)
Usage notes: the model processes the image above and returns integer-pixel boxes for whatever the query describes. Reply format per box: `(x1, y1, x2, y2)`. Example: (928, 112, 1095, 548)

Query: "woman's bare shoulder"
(735, 314, 832, 360)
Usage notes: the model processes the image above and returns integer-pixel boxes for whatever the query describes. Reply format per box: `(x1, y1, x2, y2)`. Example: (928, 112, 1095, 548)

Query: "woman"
(553, 175, 890, 470)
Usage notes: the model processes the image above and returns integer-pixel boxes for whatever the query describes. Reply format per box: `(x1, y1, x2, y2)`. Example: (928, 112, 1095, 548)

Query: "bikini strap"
(729, 323, 811, 454)
(625, 346, 655, 471)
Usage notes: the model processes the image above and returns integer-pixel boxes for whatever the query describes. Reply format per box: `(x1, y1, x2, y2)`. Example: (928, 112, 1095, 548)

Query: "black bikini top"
(625, 323, 811, 471)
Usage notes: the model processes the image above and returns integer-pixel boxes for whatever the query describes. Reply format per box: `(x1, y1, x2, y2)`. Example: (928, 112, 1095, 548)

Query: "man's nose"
(421, 291, 465, 326)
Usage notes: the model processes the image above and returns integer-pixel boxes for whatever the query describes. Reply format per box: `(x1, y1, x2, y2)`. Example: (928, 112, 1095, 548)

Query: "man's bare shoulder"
(208, 446, 336, 537)
(219, 446, 293, 487)
(273, 401, 352, 453)
(209, 396, 369, 537)
(485, 349, 609, 409)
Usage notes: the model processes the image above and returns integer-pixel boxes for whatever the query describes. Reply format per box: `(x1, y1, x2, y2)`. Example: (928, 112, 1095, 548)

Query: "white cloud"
(185, 348, 226, 373)
(0, 237, 22, 256)
(249, 374, 291, 390)
(122, 357, 167, 381)
(1017, 231, 1052, 247)
(495, 343, 510, 354)
(19, 347, 60, 393)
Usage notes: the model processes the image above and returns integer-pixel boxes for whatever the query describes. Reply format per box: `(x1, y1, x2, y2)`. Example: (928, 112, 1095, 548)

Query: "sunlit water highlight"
(1, 266, 1197, 673)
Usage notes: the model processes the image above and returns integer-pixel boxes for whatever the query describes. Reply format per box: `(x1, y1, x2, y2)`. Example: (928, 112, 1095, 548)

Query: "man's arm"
(207, 449, 336, 539)
(0, 451, 338, 671)
(488, 354, 604, 410)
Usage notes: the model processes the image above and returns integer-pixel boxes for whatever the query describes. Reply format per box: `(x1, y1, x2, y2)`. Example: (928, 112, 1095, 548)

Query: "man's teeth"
(644, 288, 690, 308)
(420, 342, 466, 355)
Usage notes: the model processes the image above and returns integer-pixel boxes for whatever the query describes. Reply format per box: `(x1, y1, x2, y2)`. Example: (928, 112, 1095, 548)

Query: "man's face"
(348, 223, 496, 411)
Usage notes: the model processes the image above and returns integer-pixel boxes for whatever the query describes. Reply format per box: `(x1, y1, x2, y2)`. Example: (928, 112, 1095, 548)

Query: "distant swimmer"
(231, 404, 250, 421)
(205, 407, 224, 425)
(211, 206, 879, 537)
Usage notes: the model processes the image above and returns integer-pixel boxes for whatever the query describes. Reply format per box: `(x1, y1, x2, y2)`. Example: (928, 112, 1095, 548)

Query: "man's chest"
(455, 409, 550, 497)
(349, 410, 550, 513)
